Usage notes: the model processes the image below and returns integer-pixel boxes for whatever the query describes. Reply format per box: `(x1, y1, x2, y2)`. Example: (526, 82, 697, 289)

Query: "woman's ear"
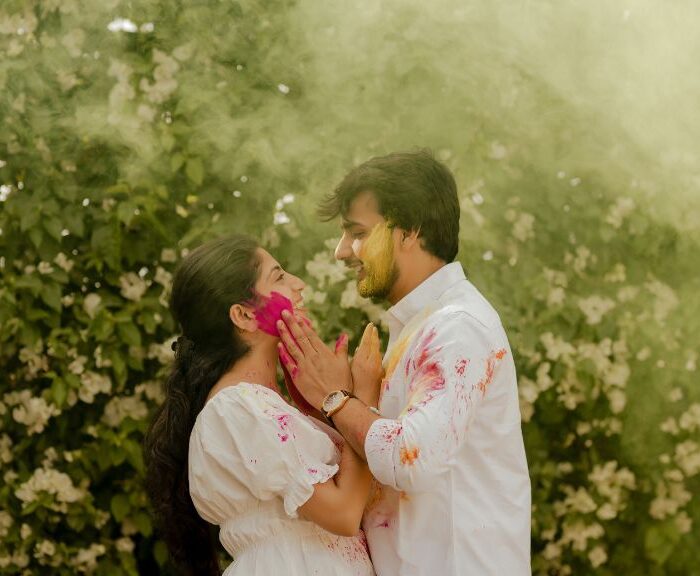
(229, 303, 258, 332)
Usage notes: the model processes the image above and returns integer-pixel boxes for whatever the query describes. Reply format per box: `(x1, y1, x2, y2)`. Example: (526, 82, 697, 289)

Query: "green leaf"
(185, 157, 204, 185)
(117, 322, 141, 347)
(645, 522, 681, 565)
(110, 494, 130, 522)
(40, 283, 62, 312)
(153, 541, 168, 566)
(170, 153, 185, 173)
(43, 217, 63, 241)
(51, 379, 68, 407)
(133, 511, 153, 537)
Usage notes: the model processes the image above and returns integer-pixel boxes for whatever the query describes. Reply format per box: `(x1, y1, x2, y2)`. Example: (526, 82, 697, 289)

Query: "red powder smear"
(399, 446, 420, 465)
(455, 358, 469, 376)
(281, 362, 317, 417)
(276, 414, 290, 429)
(335, 333, 348, 353)
(253, 291, 294, 336)
(384, 424, 403, 442)
(377, 520, 390, 528)
(307, 468, 318, 475)
(476, 348, 508, 397)
(278, 433, 289, 442)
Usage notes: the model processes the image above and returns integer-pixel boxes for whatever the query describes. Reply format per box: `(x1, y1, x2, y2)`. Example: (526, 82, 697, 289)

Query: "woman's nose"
(291, 274, 306, 291)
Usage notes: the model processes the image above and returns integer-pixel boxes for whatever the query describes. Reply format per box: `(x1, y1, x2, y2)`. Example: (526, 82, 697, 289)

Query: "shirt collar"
(387, 261, 466, 331)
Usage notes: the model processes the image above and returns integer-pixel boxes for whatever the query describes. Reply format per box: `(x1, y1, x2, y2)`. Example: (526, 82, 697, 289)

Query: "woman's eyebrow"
(267, 264, 282, 279)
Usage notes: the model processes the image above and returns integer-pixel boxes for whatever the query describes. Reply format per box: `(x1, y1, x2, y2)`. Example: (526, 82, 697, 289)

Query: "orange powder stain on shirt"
(399, 446, 420, 466)
(477, 348, 508, 397)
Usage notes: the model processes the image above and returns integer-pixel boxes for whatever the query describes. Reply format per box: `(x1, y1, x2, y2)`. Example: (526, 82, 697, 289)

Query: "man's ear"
(396, 227, 421, 251)
(229, 303, 257, 332)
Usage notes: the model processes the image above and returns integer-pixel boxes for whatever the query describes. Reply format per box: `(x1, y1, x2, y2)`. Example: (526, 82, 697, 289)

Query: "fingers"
(278, 344, 299, 379)
(335, 333, 349, 356)
(357, 322, 374, 359)
(297, 314, 328, 352)
(277, 320, 304, 364)
(279, 310, 317, 355)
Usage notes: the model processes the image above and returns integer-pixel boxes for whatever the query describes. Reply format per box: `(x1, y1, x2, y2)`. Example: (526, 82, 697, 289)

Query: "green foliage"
(1, 0, 699, 574)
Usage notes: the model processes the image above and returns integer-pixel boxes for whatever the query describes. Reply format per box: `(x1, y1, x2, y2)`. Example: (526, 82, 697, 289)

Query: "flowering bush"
(1, 1, 698, 574)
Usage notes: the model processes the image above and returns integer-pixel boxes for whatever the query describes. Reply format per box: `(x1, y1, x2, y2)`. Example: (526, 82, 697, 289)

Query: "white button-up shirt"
(362, 262, 531, 576)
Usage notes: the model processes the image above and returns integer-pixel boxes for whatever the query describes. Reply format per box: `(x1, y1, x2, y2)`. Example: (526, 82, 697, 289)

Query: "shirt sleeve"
(364, 312, 509, 492)
(193, 385, 339, 518)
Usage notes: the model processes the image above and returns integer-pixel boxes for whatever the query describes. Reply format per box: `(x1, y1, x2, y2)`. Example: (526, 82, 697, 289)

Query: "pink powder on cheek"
(253, 291, 294, 336)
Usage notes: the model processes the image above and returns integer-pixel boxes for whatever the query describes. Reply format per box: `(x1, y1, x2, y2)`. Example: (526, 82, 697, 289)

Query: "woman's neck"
(211, 340, 280, 398)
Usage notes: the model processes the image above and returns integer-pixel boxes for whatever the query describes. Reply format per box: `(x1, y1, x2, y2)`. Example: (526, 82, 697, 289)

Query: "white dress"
(188, 382, 375, 576)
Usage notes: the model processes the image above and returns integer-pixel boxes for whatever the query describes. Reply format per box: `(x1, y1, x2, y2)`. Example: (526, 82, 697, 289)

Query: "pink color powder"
(253, 291, 294, 336)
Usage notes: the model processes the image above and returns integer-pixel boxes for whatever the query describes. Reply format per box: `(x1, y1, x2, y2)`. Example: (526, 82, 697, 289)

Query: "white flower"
(0, 511, 13, 538)
(605, 197, 635, 228)
(37, 261, 54, 274)
(649, 480, 691, 519)
(79, 371, 112, 404)
(540, 333, 576, 362)
(115, 537, 134, 553)
(102, 395, 149, 428)
(578, 296, 615, 325)
(679, 403, 700, 432)
(148, 338, 176, 365)
(11, 391, 60, 435)
(154, 266, 172, 288)
(140, 49, 179, 103)
(119, 272, 148, 301)
(134, 380, 165, 403)
(72, 543, 106, 572)
(15, 466, 85, 507)
(646, 278, 679, 325)
(603, 263, 626, 283)
(674, 441, 700, 477)
(0, 434, 12, 463)
(588, 545, 608, 568)
(83, 293, 102, 319)
(511, 212, 535, 242)
(160, 248, 177, 263)
(34, 539, 56, 560)
(20, 523, 32, 539)
(305, 252, 347, 289)
(68, 355, 87, 375)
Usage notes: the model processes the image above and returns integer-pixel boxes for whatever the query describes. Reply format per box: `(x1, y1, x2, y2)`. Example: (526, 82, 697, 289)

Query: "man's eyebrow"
(341, 219, 363, 230)
(267, 264, 282, 279)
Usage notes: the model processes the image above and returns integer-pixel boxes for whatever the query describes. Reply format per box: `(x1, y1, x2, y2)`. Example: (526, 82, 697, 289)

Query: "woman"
(144, 235, 381, 576)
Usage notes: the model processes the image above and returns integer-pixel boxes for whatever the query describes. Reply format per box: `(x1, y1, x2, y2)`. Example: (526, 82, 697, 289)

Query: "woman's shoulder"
(193, 382, 302, 437)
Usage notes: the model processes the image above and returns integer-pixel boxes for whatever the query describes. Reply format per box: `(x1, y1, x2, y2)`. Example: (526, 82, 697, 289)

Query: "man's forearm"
(331, 398, 380, 461)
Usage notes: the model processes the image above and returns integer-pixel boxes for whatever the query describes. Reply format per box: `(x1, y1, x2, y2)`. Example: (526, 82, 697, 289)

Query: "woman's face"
(254, 248, 306, 308)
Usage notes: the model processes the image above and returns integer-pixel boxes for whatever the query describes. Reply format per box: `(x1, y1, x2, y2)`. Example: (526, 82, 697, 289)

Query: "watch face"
(323, 391, 344, 412)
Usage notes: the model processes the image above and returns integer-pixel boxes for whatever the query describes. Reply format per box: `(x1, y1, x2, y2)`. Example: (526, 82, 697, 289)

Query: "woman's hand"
(350, 323, 384, 408)
(277, 310, 353, 410)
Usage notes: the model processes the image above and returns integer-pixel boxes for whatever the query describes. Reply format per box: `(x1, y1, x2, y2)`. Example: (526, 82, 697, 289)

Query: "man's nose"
(334, 236, 353, 261)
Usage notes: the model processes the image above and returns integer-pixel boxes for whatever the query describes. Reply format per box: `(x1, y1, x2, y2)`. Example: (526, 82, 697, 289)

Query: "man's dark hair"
(319, 149, 460, 263)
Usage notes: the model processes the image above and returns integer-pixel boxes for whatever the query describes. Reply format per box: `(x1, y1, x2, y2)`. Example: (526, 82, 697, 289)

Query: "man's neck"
(387, 258, 447, 305)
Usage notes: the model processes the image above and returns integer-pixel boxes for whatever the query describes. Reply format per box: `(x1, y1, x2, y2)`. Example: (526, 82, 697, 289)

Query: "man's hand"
(350, 323, 384, 408)
(277, 310, 352, 410)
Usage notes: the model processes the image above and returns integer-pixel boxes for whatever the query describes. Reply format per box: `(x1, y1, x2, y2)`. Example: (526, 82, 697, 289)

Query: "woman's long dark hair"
(143, 235, 261, 576)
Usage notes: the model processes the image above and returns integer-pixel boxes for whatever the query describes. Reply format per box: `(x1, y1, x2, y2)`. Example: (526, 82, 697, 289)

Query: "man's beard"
(356, 223, 398, 299)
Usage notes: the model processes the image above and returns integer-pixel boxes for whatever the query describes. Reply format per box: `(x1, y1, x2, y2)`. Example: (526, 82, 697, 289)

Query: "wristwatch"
(321, 390, 355, 419)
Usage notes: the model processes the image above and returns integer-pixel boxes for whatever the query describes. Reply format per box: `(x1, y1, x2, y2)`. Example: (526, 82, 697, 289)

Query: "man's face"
(334, 192, 399, 299)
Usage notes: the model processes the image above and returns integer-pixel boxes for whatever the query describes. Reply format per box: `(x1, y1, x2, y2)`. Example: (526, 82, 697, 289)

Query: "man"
(279, 150, 531, 575)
